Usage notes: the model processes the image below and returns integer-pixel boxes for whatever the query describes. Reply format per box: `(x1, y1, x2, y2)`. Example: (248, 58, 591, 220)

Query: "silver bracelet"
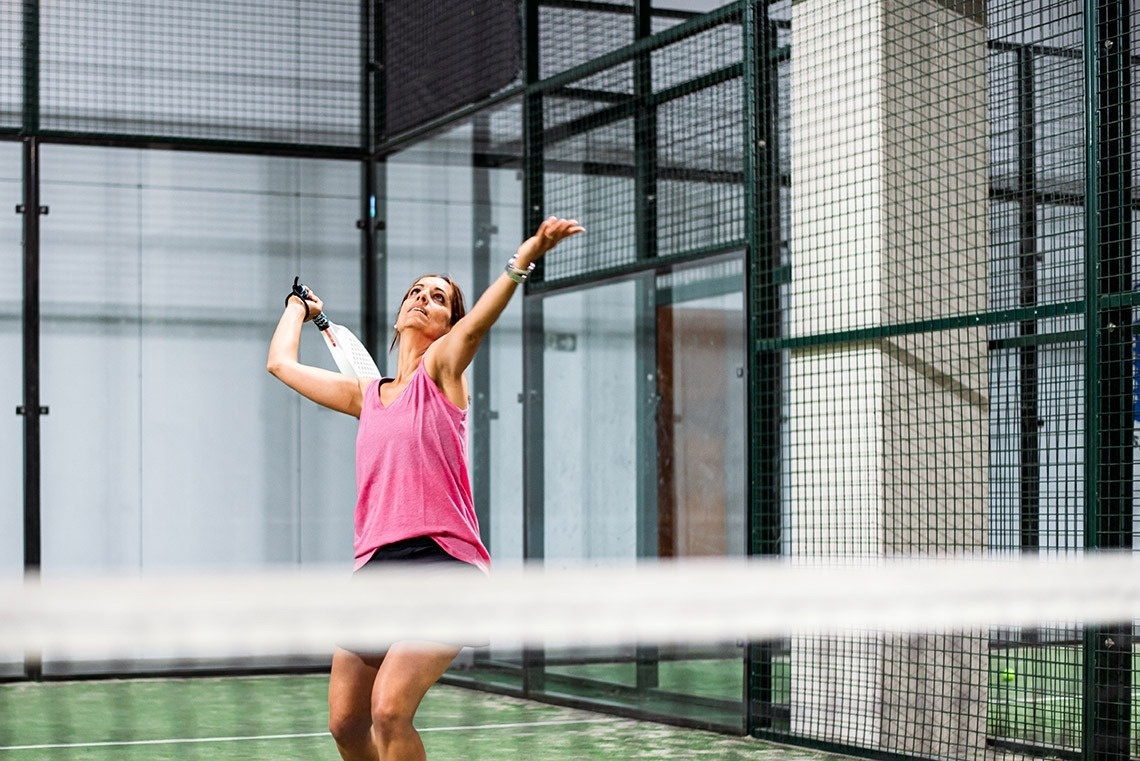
(505, 256, 536, 283)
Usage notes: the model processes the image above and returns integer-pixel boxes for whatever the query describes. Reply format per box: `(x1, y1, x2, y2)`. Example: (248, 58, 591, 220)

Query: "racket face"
(330, 323, 381, 378)
(319, 328, 357, 376)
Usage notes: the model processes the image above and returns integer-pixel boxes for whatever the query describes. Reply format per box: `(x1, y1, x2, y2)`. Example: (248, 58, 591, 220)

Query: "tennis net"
(2, 553, 1138, 760)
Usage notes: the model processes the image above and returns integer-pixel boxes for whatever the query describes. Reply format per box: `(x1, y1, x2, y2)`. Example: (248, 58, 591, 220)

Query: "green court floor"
(0, 674, 839, 761)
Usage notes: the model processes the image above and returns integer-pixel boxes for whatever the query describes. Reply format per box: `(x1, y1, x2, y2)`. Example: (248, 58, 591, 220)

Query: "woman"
(267, 216, 583, 761)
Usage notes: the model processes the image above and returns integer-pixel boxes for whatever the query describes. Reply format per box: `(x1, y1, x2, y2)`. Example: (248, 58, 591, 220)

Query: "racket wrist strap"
(288, 276, 312, 320)
(286, 292, 311, 320)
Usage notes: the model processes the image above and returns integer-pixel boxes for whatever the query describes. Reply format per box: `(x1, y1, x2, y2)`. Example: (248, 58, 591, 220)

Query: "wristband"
(505, 256, 536, 283)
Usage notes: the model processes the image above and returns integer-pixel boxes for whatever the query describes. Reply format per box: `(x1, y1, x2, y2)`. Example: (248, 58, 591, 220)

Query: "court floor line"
(0, 717, 621, 752)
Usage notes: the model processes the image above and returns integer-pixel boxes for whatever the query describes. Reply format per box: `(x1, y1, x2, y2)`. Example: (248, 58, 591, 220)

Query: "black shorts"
(357, 535, 474, 570)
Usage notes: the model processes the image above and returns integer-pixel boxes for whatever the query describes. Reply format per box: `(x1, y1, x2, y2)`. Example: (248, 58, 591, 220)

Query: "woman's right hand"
(288, 290, 323, 322)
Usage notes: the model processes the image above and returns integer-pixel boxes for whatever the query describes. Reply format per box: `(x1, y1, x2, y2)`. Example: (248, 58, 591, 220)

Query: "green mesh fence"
(656, 78, 745, 256)
(654, 18, 745, 257)
(534, 8, 746, 286)
(0, 2, 19, 131)
(527, 0, 1133, 758)
(756, 0, 1134, 759)
(542, 113, 639, 279)
(540, 1, 635, 79)
(539, 45, 638, 276)
(382, 0, 521, 138)
(34, 0, 360, 146)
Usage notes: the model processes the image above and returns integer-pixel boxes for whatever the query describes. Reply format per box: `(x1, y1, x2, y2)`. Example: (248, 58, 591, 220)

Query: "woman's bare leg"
(329, 647, 384, 761)
(370, 642, 462, 761)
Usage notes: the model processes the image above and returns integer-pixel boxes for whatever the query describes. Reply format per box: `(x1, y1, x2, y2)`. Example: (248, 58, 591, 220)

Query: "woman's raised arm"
(427, 217, 584, 382)
(267, 293, 368, 417)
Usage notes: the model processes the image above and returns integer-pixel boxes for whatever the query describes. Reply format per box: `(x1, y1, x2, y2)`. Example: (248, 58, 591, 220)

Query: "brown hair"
(389, 274, 467, 353)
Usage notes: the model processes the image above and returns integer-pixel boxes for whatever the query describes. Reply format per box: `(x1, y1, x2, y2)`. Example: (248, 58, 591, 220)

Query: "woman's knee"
(370, 695, 416, 737)
(329, 703, 373, 747)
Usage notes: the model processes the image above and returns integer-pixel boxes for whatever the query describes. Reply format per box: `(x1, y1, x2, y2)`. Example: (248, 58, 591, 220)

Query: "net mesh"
(2, 555, 1139, 759)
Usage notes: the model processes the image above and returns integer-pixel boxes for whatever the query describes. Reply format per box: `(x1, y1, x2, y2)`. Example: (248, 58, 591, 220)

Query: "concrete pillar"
(787, 0, 989, 756)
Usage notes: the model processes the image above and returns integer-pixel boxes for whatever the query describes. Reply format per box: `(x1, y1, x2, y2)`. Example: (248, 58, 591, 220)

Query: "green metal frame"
(519, 0, 548, 698)
(632, 0, 661, 695)
(1081, 2, 1133, 760)
(741, 0, 783, 736)
(18, 3, 43, 688)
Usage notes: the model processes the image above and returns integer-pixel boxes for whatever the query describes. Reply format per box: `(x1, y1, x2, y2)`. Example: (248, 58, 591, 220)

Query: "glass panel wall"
(655, 261, 747, 559)
(33, 146, 359, 591)
(542, 279, 640, 564)
(652, 259, 747, 727)
(534, 257, 747, 730)
(0, 142, 22, 676)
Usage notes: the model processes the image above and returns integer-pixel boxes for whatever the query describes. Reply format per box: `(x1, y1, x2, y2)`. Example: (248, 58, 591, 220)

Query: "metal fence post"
(1081, 1, 1133, 758)
(744, 0, 782, 736)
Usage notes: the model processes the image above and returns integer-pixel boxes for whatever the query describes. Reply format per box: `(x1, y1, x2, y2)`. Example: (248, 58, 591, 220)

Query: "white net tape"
(3, 552, 1138, 660)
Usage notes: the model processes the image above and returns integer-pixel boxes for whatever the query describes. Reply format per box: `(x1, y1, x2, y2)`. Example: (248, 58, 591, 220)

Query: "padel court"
(6, 650, 1139, 759)
(5, 0, 1137, 760)
(0, 676, 834, 761)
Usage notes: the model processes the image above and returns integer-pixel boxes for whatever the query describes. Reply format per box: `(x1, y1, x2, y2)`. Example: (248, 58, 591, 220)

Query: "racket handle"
(291, 276, 331, 330)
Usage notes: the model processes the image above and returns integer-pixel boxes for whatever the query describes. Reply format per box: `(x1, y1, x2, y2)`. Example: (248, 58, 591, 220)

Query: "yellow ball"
(1000, 668, 1016, 683)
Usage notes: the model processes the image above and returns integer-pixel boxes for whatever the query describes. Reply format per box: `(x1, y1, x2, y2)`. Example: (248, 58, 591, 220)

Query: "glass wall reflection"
(0, 142, 22, 676)
(543, 280, 639, 564)
(35, 146, 360, 580)
(535, 257, 747, 731)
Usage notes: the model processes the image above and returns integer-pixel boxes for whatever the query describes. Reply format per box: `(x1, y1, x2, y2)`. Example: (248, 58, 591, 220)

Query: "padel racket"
(291, 277, 381, 378)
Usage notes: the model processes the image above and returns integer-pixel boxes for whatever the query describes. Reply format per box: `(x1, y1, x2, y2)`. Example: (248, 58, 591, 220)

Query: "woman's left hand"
(516, 216, 585, 266)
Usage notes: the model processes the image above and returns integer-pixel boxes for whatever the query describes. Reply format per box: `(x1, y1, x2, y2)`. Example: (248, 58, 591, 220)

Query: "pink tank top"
(353, 360, 490, 573)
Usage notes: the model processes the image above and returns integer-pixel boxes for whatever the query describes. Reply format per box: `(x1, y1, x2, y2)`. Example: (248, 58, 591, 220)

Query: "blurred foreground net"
(2, 553, 1139, 760)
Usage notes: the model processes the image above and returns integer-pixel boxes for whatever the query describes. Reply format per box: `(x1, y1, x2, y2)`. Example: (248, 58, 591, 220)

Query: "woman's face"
(397, 276, 456, 341)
